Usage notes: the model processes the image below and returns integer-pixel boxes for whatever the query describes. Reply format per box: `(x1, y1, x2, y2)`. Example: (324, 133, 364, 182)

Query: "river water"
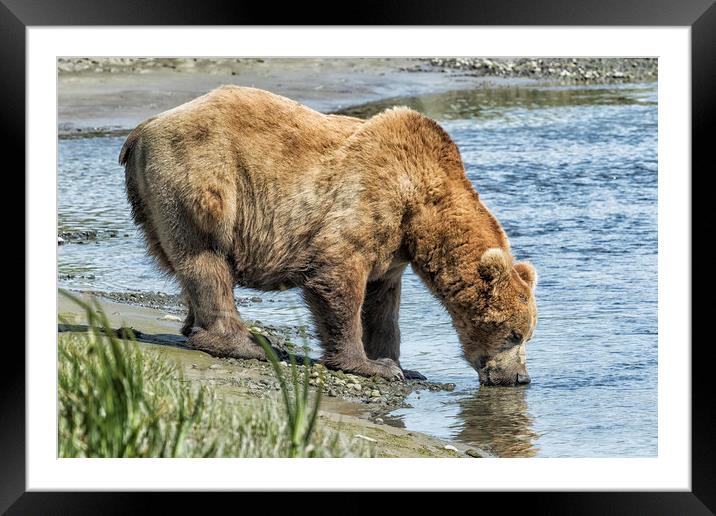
(58, 82, 658, 457)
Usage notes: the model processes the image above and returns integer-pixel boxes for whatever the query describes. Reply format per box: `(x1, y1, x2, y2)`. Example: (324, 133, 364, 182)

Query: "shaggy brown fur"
(120, 85, 538, 385)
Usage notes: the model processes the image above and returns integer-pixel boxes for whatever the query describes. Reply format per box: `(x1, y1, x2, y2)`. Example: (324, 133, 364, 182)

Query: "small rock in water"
(465, 448, 483, 458)
(444, 445, 459, 452)
(374, 418, 384, 425)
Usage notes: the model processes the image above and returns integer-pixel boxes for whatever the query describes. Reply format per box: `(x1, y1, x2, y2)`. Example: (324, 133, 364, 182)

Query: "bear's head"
(457, 247, 538, 386)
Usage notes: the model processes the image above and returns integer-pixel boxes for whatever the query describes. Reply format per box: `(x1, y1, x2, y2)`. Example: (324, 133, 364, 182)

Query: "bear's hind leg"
(178, 250, 266, 360)
(303, 261, 404, 381)
(362, 269, 426, 381)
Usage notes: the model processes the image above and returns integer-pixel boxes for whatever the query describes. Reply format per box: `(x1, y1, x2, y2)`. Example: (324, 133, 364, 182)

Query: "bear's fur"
(120, 85, 537, 385)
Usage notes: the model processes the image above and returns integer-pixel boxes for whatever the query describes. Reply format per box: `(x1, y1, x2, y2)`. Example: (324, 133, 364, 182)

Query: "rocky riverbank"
(424, 57, 657, 83)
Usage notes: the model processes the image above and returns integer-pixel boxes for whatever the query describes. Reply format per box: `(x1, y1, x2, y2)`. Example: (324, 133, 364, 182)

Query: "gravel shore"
(59, 57, 657, 84)
(425, 57, 657, 83)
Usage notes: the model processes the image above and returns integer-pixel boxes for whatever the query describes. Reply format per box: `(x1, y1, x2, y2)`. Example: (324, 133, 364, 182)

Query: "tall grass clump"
(254, 333, 322, 457)
(58, 291, 370, 458)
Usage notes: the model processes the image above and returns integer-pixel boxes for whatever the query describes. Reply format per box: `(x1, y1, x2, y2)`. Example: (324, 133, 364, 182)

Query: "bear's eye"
(509, 331, 523, 345)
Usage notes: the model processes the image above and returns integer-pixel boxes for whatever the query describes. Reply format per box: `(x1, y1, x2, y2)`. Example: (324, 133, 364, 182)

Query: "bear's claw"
(402, 368, 427, 381)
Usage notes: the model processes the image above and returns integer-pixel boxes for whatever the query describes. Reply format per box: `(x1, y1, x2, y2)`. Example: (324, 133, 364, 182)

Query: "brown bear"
(119, 85, 537, 385)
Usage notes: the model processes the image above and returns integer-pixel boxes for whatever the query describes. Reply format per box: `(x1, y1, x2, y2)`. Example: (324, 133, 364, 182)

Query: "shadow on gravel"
(57, 323, 307, 364)
(58, 323, 191, 348)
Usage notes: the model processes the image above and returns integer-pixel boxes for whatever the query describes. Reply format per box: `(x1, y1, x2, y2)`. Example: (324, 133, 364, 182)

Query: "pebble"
(444, 445, 459, 452)
(209, 364, 222, 370)
(374, 418, 384, 425)
(161, 314, 183, 322)
(370, 390, 381, 397)
(465, 449, 483, 458)
(354, 434, 377, 443)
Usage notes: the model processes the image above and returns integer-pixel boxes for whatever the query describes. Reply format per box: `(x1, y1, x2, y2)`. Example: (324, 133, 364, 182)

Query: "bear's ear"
(514, 261, 537, 289)
(478, 247, 511, 284)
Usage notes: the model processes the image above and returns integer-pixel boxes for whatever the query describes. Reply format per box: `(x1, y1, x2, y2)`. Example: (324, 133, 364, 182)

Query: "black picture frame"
(5, 0, 711, 513)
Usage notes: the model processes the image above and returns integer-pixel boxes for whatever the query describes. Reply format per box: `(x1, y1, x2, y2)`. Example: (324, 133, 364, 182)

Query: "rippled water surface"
(59, 83, 658, 457)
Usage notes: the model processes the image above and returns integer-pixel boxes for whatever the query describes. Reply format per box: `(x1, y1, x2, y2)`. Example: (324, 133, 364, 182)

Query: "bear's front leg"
(180, 288, 195, 337)
(362, 269, 427, 381)
(303, 262, 405, 381)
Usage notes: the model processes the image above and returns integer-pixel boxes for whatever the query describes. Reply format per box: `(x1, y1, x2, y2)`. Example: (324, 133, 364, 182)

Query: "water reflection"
(454, 387, 539, 457)
(333, 85, 656, 120)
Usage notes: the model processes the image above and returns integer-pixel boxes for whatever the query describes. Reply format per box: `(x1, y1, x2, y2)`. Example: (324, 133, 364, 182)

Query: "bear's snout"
(478, 367, 531, 387)
(473, 340, 531, 387)
(516, 372, 531, 385)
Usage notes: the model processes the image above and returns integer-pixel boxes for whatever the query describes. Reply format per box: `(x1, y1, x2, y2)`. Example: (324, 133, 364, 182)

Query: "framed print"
(6, 0, 713, 513)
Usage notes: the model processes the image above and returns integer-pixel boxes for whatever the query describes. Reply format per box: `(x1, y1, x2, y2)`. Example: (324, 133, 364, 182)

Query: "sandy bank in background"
(59, 57, 524, 136)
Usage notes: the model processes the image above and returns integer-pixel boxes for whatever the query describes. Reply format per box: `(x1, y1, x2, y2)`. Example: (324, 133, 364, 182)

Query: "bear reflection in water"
(455, 387, 538, 458)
